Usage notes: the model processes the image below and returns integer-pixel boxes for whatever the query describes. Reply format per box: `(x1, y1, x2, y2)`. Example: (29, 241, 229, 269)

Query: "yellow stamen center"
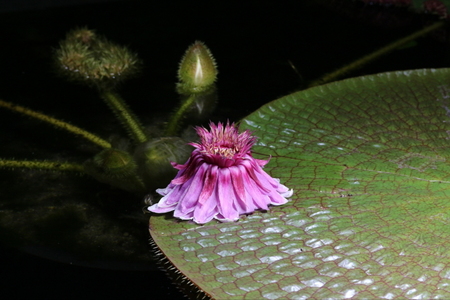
(209, 146, 237, 159)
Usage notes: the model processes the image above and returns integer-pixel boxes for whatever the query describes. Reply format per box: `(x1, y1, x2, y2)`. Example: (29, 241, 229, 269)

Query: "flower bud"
(133, 137, 192, 190)
(83, 148, 146, 194)
(177, 41, 218, 95)
(55, 27, 141, 88)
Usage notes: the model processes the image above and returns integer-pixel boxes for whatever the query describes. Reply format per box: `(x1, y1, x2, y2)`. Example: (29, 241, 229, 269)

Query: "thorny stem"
(164, 94, 197, 136)
(100, 90, 148, 144)
(0, 159, 84, 172)
(0, 99, 111, 149)
(308, 21, 446, 87)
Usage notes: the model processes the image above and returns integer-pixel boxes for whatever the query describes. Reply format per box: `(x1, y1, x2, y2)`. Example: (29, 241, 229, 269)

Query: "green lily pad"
(150, 69, 450, 299)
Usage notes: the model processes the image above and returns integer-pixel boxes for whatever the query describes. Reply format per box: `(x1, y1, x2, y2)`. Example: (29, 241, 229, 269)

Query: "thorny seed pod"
(55, 27, 141, 88)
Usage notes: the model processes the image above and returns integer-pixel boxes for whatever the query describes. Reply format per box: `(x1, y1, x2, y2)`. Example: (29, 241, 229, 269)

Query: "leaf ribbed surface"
(150, 69, 450, 299)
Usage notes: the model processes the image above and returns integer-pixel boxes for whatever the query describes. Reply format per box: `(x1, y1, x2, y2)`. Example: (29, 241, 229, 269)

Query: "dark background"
(0, 0, 449, 298)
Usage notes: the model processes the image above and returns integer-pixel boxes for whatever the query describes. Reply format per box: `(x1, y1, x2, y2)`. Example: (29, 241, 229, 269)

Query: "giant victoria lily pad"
(150, 69, 450, 299)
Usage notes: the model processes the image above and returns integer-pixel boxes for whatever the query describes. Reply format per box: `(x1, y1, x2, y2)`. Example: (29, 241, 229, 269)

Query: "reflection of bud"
(55, 28, 141, 88)
(177, 41, 218, 94)
(181, 89, 218, 122)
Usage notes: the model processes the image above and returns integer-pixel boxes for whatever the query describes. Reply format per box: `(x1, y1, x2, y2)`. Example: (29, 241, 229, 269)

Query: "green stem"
(0, 99, 111, 149)
(0, 158, 84, 172)
(100, 90, 148, 144)
(308, 21, 445, 88)
(164, 94, 196, 136)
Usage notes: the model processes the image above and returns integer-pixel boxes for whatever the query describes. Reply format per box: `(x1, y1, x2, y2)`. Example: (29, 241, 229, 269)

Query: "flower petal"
(147, 201, 175, 213)
(229, 165, 248, 213)
(240, 159, 271, 194)
(193, 196, 218, 224)
(174, 162, 209, 219)
(171, 151, 204, 185)
(239, 164, 269, 210)
(198, 165, 218, 205)
(217, 167, 239, 221)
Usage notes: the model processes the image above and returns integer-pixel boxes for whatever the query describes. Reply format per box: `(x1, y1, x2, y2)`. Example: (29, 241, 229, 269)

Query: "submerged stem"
(0, 99, 111, 149)
(164, 94, 196, 136)
(0, 159, 84, 172)
(100, 90, 148, 144)
(308, 21, 445, 87)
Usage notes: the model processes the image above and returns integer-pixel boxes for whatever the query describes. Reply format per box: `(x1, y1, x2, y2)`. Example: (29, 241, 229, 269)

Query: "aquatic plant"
(1, 1, 450, 297)
(148, 3, 450, 299)
(1, 28, 219, 195)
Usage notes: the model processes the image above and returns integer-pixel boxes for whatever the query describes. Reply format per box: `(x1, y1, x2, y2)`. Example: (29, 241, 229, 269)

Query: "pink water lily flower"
(147, 121, 293, 224)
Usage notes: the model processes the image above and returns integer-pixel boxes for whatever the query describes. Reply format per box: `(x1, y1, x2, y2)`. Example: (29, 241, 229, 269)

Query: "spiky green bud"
(83, 148, 146, 195)
(177, 41, 218, 95)
(134, 137, 192, 189)
(55, 27, 141, 88)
